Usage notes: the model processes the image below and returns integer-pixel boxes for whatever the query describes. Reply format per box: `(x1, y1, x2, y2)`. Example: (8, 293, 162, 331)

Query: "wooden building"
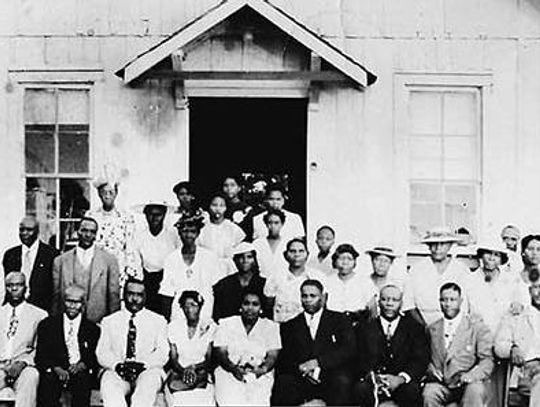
(1, 0, 540, 267)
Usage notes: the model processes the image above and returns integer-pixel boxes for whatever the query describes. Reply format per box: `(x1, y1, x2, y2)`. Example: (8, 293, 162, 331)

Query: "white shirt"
(304, 309, 323, 339)
(159, 247, 222, 320)
(253, 237, 289, 280)
(307, 252, 334, 276)
(168, 316, 216, 367)
(76, 245, 95, 269)
(468, 268, 529, 333)
(252, 209, 305, 242)
(134, 227, 179, 273)
(63, 314, 82, 364)
(325, 272, 376, 313)
(402, 257, 472, 326)
(264, 267, 326, 323)
(443, 311, 464, 349)
(380, 316, 401, 338)
(21, 240, 39, 293)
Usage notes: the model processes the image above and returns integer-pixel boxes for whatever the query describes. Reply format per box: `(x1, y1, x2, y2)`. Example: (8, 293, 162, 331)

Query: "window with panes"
(408, 88, 481, 242)
(24, 87, 91, 251)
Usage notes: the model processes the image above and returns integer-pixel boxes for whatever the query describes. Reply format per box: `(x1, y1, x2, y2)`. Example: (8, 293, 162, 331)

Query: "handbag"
(166, 366, 208, 392)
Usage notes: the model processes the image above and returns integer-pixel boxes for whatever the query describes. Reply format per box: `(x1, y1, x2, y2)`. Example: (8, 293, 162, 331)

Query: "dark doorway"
(189, 97, 308, 220)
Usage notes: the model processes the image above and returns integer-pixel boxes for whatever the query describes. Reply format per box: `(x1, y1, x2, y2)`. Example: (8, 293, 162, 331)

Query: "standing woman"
(252, 209, 289, 279)
(197, 193, 246, 276)
(520, 234, 540, 284)
(160, 215, 221, 321)
(214, 290, 281, 406)
(166, 290, 216, 407)
(86, 176, 138, 286)
(222, 176, 251, 225)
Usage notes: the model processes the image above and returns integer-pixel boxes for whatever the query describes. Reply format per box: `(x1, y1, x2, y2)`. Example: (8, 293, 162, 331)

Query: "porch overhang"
(115, 0, 377, 88)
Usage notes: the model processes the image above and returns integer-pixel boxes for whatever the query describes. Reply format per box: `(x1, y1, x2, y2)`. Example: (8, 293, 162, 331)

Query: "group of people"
(0, 174, 539, 407)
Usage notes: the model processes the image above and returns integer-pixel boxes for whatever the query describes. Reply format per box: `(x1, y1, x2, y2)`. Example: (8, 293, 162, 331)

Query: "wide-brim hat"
(365, 246, 400, 259)
(420, 227, 461, 244)
(476, 241, 509, 265)
(132, 200, 176, 214)
(232, 242, 257, 256)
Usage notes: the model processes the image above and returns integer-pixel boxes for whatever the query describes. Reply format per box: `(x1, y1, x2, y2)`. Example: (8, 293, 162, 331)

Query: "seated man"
(495, 280, 540, 406)
(0, 271, 47, 407)
(36, 284, 100, 407)
(354, 284, 429, 407)
(272, 279, 355, 406)
(96, 278, 169, 407)
(423, 282, 494, 407)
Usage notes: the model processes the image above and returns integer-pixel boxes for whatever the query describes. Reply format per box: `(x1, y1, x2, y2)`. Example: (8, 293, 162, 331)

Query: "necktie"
(7, 307, 18, 339)
(385, 321, 392, 341)
(67, 321, 77, 364)
(444, 322, 453, 349)
(309, 314, 316, 339)
(126, 314, 137, 360)
(23, 249, 32, 275)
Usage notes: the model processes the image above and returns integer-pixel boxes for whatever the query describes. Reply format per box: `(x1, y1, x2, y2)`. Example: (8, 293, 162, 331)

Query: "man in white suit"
(0, 272, 47, 407)
(96, 278, 168, 407)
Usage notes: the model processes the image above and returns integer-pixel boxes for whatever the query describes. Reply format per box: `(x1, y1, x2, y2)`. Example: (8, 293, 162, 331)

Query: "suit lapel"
(297, 313, 313, 344)
(390, 317, 406, 351)
(431, 320, 446, 368)
(89, 249, 104, 292)
(314, 310, 329, 344)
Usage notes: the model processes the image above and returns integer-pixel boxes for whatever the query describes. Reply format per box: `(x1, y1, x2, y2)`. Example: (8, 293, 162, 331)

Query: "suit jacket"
(52, 247, 120, 324)
(96, 308, 169, 371)
(277, 309, 356, 376)
(0, 302, 48, 365)
(494, 306, 540, 361)
(2, 241, 58, 312)
(427, 313, 494, 384)
(355, 314, 429, 382)
(35, 314, 100, 374)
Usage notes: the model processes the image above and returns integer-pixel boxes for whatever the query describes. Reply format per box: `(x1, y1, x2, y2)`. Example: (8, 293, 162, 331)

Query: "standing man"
(2, 216, 58, 312)
(133, 201, 179, 315)
(354, 284, 429, 407)
(423, 283, 493, 407)
(402, 227, 471, 326)
(0, 272, 47, 407)
(97, 278, 169, 407)
(36, 285, 100, 407)
(272, 279, 355, 406)
(52, 217, 120, 324)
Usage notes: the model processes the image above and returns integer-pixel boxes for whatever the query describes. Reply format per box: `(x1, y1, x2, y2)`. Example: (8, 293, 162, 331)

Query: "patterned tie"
(6, 307, 18, 339)
(308, 314, 316, 339)
(67, 321, 77, 364)
(126, 313, 137, 360)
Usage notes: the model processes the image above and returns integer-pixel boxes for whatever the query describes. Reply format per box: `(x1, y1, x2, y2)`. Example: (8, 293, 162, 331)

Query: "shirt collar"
(76, 245, 95, 255)
(304, 308, 323, 324)
(444, 310, 463, 330)
(23, 239, 39, 254)
(64, 313, 82, 328)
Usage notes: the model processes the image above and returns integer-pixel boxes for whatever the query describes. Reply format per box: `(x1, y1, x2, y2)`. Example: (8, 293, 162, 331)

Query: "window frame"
(22, 83, 94, 250)
(393, 72, 493, 254)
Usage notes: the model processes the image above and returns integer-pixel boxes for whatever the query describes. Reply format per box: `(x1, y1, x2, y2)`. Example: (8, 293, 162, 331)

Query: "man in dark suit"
(354, 284, 429, 407)
(2, 216, 58, 312)
(36, 284, 100, 407)
(52, 217, 120, 324)
(272, 279, 356, 406)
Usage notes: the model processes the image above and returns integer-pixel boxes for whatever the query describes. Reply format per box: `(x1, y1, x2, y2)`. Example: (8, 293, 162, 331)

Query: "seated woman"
(214, 290, 281, 406)
(197, 192, 246, 276)
(165, 290, 216, 407)
(213, 242, 270, 322)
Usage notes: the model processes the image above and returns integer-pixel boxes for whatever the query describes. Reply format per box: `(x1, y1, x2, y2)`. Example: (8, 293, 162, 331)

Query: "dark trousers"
(38, 370, 92, 407)
(271, 371, 353, 406)
(354, 379, 423, 407)
(143, 269, 164, 315)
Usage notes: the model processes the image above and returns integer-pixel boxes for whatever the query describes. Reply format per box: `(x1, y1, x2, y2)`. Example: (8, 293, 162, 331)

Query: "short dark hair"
(522, 234, 540, 254)
(123, 278, 145, 297)
(301, 279, 324, 294)
(331, 243, 359, 267)
(241, 289, 263, 304)
(178, 290, 204, 307)
(207, 192, 228, 208)
(172, 181, 193, 195)
(263, 208, 286, 224)
(78, 216, 98, 230)
(316, 225, 335, 237)
(286, 237, 308, 252)
(265, 183, 287, 198)
(439, 282, 461, 296)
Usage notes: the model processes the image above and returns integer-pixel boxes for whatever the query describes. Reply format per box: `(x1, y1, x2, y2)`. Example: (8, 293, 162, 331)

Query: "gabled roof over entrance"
(115, 0, 377, 87)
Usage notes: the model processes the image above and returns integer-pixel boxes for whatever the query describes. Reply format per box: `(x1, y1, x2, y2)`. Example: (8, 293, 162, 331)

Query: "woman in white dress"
(165, 290, 216, 406)
(197, 193, 246, 276)
(213, 290, 281, 406)
(252, 209, 288, 279)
